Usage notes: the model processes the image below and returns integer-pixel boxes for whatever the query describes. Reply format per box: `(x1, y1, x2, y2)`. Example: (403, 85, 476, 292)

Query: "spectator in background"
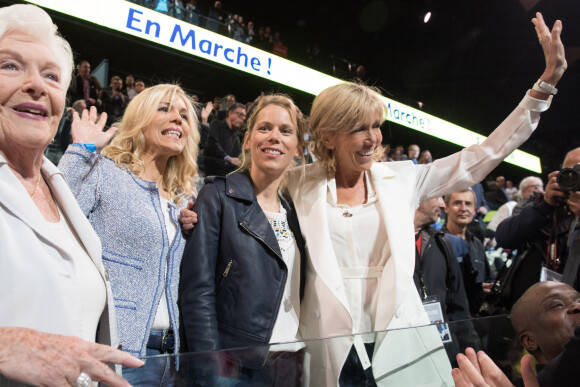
(408, 144, 420, 164)
(495, 148, 580, 306)
(389, 145, 404, 161)
(236, 15, 246, 41)
(207, 96, 222, 122)
(185, 0, 200, 26)
(246, 20, 255, 45)
(67, 59, 101, 109)
(206, 1, 224, 33)
(396, 144, 407, 160)
(134, 79, 146, 95)
(255, 26, 273, 51)
(496, 176, 510, 203)
(444, 189, 496, 316)
(511, 281, 580, 387)
(419, 149, 433, 164)
(124, 74, 137, 100)
(154, 0, 170, 14)
(453, 281, 580, 387)
(469, 182, 489, 240)
(272, 30, 282, 45)
(355, 65, 367, 84)
(100, 75, 128, 127)
(217, 93, 236, 121)
(172, 0, 185, 20)
(198, 101, 213, 151)
(414, 197, 480, 363)
(506, 179, 518, 199)
(272, 30, 288, 57)
(58, 99, 87, 153)
(228, 14, 245, 42)
(487, 176, 543, 232)
(204, 103, 246, 176)
(263, 26, 274, 51)
(485, 179, 509, 210)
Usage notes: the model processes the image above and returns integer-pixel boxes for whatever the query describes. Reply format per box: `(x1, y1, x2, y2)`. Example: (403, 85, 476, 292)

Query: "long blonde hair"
(101, 84, 200, 203)
(310, 82, 386, 176)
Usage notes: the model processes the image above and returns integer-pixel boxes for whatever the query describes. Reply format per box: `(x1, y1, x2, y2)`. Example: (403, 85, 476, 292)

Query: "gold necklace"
(30, 174, 42, 198)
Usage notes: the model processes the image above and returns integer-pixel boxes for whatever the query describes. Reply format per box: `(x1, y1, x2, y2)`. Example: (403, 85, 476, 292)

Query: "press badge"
(540, 266, 563, 282)
(422, 296, 452, 343)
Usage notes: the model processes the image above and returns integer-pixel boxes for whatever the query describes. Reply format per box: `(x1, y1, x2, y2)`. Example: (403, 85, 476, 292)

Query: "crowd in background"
(3, 2, 578, 386)
(127, 0, 364, 78)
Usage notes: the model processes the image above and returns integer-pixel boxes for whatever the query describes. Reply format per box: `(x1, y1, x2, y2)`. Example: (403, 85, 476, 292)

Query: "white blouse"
(326, 172, 390, 342)
(42, 208, 106, 342)
(152, 196, 176, 330)
(265, 205, 303, 351)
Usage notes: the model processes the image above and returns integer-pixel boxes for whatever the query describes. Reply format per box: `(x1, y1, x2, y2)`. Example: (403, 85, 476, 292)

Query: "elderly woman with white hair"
(0, 4, 141, 386)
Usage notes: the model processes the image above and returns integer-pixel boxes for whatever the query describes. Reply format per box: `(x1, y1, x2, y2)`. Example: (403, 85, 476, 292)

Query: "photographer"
(100, 75, 128, 126)
(495, 148, 580, 307)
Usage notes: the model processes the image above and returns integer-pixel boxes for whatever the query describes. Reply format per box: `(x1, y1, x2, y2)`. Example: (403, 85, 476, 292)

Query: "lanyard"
(415, 234, 428, 300)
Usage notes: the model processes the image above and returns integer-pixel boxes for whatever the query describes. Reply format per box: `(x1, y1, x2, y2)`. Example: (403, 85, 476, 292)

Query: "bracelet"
(532, 79, 558, 95)
(224, 155, 230, 161)
(73, 143, 97, 152)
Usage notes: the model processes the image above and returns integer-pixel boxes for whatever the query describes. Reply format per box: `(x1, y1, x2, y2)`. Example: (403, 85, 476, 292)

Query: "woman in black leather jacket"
(179, 94, 306, 386)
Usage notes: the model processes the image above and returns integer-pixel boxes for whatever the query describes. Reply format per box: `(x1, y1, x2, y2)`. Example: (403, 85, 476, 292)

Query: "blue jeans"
(123, 348, 182, 387)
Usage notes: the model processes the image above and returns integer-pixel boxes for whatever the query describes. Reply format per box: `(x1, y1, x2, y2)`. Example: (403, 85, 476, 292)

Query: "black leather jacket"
(179, 172, 305, 363)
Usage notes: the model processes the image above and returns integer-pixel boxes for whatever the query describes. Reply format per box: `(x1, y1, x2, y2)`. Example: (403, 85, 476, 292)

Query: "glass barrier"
(136, 314, 525, 386)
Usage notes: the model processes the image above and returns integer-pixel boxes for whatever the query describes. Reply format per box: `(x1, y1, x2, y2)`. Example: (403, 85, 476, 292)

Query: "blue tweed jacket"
(58, 144, 189, 357)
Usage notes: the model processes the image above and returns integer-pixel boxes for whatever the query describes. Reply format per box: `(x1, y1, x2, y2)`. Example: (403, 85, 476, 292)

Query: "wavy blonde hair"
(310, 82, 386, 176)
(239, 94, 305, 172)
(101, 84, 200, 204)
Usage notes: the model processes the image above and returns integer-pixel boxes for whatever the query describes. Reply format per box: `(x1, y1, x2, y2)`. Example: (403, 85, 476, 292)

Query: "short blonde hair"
(0, 4, 73, 89)
(240, 94, 305, 172)
(101, 84, 200, 203)
(310, 82, 386, 176)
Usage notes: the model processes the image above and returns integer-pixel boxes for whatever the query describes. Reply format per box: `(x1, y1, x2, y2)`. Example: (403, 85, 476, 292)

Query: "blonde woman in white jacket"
(286, 13, 566, 386)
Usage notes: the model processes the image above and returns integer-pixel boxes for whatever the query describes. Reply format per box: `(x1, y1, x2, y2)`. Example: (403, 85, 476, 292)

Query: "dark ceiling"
(2, 0, 579, 182)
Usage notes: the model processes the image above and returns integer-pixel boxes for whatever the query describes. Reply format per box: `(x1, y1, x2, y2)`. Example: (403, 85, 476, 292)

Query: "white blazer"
(0, 155, 118, 349)
(287, 92, 550, 386)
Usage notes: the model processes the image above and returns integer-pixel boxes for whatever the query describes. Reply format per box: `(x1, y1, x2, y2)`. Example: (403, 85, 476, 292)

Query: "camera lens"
(557, 167, 580, 191)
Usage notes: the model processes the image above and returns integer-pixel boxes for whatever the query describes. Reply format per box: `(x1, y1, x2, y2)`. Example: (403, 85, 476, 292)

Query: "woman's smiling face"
(142, 97, 191, 159)
(327, 114, 382, 178)
(244, 104, 299, 177)
(0, 32, 66, 153)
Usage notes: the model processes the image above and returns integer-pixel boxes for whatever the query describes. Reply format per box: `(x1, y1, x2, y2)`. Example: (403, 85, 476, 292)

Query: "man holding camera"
(495, 148, 580, 307)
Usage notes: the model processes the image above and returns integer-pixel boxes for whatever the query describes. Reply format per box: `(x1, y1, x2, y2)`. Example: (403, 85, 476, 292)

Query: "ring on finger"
(75, 372, 92, 387)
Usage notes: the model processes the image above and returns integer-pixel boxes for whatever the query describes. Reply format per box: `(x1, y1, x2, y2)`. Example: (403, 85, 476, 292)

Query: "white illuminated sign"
(25, 0, 541, 172)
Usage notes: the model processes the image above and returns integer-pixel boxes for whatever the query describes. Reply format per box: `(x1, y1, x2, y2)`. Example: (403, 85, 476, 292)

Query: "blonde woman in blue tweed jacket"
(58, 84, 200, 386)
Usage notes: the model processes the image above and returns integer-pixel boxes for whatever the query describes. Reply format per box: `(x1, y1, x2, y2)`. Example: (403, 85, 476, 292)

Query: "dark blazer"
(67, 75, 100, 107)
(179, 172, 305, 367)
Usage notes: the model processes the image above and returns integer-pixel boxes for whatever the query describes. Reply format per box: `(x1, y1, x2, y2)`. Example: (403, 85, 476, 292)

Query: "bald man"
(511, 281, 580, 386)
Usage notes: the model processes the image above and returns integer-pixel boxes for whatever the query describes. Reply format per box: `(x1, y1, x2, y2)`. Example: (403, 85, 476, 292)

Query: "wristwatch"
(532, 79, 558, 95)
